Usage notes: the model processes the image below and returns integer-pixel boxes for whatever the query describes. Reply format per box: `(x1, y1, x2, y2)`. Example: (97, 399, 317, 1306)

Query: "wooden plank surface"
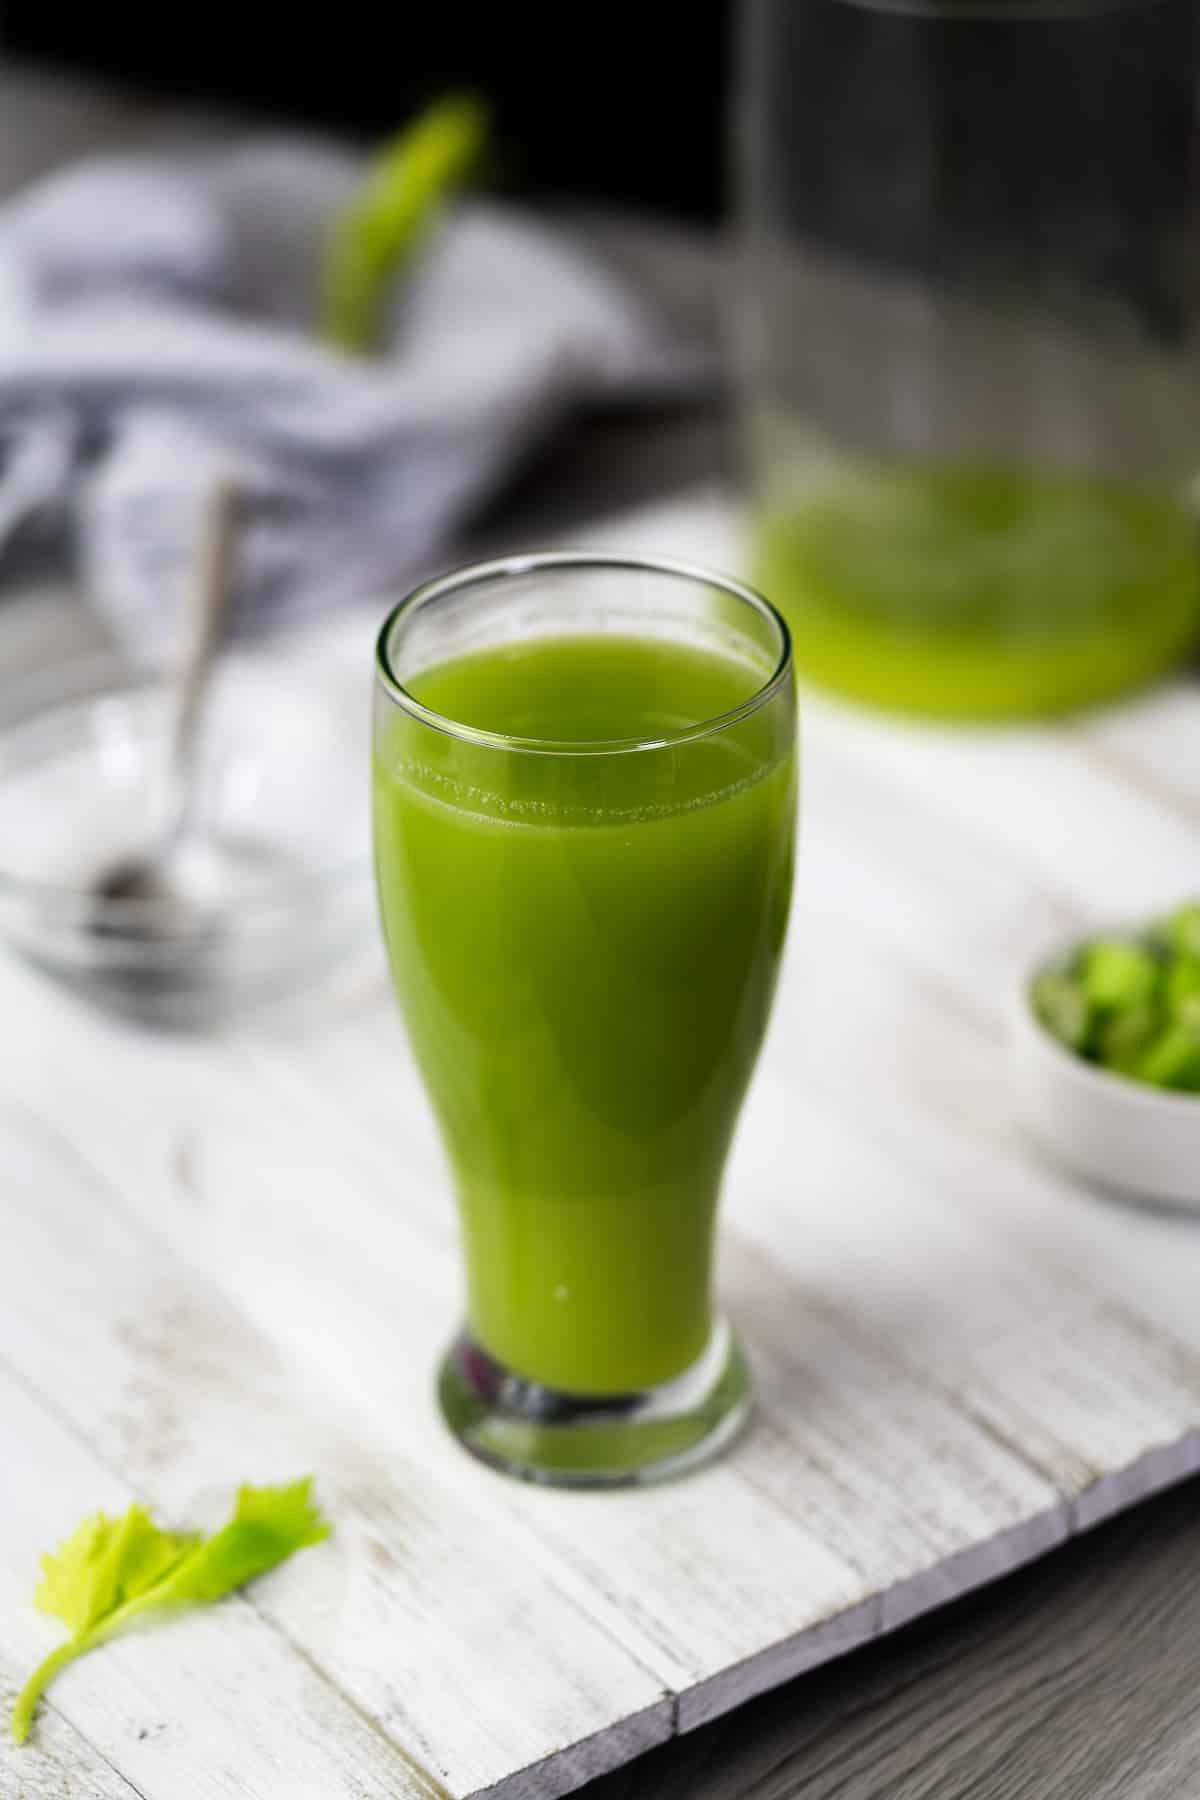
(4, 485, 1200, 1800)
(0, 1646, 146, 1800)
(0, 1089, 673, 1800)
(0, 1365, 442, 1800)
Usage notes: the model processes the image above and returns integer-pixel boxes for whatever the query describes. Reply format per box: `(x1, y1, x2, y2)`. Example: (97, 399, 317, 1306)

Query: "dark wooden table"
(587, 1474, 1200, 1799)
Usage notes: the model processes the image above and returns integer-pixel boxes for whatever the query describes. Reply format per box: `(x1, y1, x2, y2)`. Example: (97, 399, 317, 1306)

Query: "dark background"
(0, 5, 733, 219)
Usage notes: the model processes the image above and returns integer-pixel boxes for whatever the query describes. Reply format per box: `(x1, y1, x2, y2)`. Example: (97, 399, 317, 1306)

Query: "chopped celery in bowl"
(1012, 904, 1200, 1210)
(1031, 903, 1200, 1095)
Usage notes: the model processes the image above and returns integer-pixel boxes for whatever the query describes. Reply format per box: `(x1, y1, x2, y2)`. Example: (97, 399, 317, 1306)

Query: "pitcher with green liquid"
(737, 0, 1200, 718)
(373, 554, 796, 1485)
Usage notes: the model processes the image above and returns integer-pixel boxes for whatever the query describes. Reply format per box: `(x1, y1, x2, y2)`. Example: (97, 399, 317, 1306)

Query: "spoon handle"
(164, 477, 241, 844)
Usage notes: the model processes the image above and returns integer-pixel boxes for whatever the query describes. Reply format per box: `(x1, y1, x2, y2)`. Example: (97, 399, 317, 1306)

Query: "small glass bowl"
(0, 650, 373, 1024)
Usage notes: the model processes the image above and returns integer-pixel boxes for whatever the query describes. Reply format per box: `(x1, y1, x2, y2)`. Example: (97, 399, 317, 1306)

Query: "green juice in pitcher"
(372, 633, 796, 1395)
(755, 463, 1200, 718)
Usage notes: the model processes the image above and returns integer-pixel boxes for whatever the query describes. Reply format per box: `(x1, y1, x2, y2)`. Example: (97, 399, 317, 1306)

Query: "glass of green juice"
(372, 553, 797, 1486)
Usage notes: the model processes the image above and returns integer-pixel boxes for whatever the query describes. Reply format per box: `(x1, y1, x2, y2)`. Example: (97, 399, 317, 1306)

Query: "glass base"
(437, 1319, 752, 1489)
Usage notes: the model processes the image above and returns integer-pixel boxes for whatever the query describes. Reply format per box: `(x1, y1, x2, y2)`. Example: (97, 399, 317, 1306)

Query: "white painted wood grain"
(1076, 680, 1200, 828)
(0, 950, 1085, 1695)
(0, 913, 1177, 1743)
(0, 1364, 441, 1800)
(0, 1648, 144, 1800)
(801, 692, 1198, 927)
(0, 1094, 673, 1800)
(141, 712, 1200, 1713)
(3, 484, 1200, 1797)
(0, 964, 871, 1708)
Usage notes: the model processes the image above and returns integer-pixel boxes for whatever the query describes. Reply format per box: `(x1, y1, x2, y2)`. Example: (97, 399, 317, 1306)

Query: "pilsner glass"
(372, 553, 797, 1485)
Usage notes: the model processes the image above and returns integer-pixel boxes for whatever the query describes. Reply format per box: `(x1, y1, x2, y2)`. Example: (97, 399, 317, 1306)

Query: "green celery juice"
(372, 633, 795, 1394)
(755, 463, 1200, 718)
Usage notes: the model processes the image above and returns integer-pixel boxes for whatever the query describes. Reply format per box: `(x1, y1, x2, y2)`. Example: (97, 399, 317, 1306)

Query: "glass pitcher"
(735, 0, 1200, 718)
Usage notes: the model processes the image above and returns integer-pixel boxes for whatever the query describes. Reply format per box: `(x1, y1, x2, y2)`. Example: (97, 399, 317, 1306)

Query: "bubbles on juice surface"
(383, 749, 791, 830)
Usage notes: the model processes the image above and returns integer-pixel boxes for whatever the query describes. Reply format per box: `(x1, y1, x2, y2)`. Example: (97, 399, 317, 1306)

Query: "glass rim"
(374, 550, 793, 759)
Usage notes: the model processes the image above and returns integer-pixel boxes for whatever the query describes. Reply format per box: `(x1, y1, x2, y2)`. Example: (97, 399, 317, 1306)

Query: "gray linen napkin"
(0, 140, 712, 657)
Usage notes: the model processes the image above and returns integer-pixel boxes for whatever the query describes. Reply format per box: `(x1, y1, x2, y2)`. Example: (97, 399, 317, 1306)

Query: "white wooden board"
(3, 491, 1200, 1799)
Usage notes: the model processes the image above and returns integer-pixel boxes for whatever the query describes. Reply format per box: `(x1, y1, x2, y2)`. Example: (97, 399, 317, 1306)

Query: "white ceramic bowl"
(1010, 949, 1200, 1211)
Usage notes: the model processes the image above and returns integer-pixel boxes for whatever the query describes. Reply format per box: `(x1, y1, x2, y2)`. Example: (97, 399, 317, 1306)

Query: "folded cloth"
(0, 140, 713, 658)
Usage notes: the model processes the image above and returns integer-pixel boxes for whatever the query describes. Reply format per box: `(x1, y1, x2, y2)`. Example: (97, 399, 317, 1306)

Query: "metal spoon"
(92, 477, 241, 926)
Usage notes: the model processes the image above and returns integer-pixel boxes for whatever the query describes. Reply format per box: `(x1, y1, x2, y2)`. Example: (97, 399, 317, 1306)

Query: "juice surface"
(373, 633, 795, 1393)
(755, 464, 1200, 718)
